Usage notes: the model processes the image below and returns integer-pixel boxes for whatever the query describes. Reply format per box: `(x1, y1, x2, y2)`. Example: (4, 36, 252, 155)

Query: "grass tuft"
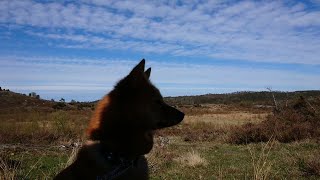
(0, 155, 21, 180)
(175, 150, 208, 167)
(298, 153, 320, 177)
(248, 139, 275, 180)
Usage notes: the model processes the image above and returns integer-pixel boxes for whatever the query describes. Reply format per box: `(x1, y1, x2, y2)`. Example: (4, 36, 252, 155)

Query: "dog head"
(87, 59, 184, 156)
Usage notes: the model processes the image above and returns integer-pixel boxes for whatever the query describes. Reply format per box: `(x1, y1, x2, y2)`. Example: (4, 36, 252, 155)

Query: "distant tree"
(70, 99, 77, 105)
(51, 99, 55, 102)
(35, 95, 40, 99)
(29, 92, 37, 97)
(53, 98, 67, 109)
(0, 87, 2, 91)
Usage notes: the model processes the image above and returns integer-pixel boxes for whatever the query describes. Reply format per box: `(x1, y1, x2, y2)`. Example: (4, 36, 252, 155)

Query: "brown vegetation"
(298, 152, 320, 177)
(229, 97, 320, 144)
(0, 111, 89, 144)
(165, 90, 320, 106)
(1, 89, 320, 179)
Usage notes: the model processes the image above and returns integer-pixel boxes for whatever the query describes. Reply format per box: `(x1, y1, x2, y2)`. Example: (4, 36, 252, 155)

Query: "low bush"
(229, 97, 320, 144)
(52, 102, 66, 110)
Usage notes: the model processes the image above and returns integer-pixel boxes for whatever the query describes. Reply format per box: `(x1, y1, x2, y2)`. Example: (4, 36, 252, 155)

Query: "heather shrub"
(52, 102, 66, 109)
(229, 97, 320, 144)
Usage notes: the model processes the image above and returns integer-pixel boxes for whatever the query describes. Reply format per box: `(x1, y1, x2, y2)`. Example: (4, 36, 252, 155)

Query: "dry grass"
(64, 141, 81, 168)
(0, 156, 20, 180)
(146, 138, 177, 174)
(0, 111, 89, 144)
(157, 122, 228, 143)
(157, 110, 267, 143)
(185, 112, 267, 126)
(248, 139, 276, 180)
(178, 104, 269, 116)
(174, 150, 208, 167)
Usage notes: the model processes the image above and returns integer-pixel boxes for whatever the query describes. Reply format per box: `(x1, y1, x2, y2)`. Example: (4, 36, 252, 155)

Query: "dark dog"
(55, 59, 184, 179)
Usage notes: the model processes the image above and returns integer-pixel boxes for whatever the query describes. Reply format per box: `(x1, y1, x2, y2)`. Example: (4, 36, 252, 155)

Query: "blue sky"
(0, 0, 320, 101)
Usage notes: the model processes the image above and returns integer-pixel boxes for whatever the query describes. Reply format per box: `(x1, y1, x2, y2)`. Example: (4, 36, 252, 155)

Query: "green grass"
(1, 138, 319, 179)
(0, 146, 72, 179)
(148, 139, 320, 179)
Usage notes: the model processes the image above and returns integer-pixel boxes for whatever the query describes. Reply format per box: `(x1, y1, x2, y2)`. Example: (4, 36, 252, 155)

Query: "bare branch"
(266, 87, 279, 112)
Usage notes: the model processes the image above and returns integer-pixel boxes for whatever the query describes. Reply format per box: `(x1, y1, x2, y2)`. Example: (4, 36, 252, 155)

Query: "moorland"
(0, 89, 319, 179)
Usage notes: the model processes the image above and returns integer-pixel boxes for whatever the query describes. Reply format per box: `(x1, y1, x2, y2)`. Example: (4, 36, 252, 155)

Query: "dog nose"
(176, 110, 185, 122)
(180, 112, 185, 120)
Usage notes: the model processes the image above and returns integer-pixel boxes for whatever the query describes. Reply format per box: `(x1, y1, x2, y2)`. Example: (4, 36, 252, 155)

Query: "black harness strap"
(96, 152, 137, 180)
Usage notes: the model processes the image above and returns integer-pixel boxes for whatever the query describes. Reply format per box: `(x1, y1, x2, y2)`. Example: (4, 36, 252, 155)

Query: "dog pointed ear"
(130, 59, 145, 76)
(145, 68, 151, 79)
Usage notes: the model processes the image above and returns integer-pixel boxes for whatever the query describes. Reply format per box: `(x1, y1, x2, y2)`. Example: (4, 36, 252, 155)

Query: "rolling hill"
(1, 89, 320, 111)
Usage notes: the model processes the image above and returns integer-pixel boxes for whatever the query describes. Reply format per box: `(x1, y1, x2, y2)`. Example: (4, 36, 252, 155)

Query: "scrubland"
(0, 91, 320, 179)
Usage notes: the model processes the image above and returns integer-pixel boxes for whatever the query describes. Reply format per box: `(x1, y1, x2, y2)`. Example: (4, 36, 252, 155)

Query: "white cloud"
(1, 56, 319, 101)
(0, 0, 320, 64)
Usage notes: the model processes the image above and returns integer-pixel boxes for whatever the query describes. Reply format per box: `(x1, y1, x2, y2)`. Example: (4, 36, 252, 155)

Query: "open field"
(1, 91, 320, 179)
(1, 137, 320, 179)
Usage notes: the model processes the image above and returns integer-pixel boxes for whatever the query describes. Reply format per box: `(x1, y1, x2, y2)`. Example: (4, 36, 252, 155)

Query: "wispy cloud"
(1, 0, 320, 64)
(1, 0, 319, 100)
(1, 55, 319, 101)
